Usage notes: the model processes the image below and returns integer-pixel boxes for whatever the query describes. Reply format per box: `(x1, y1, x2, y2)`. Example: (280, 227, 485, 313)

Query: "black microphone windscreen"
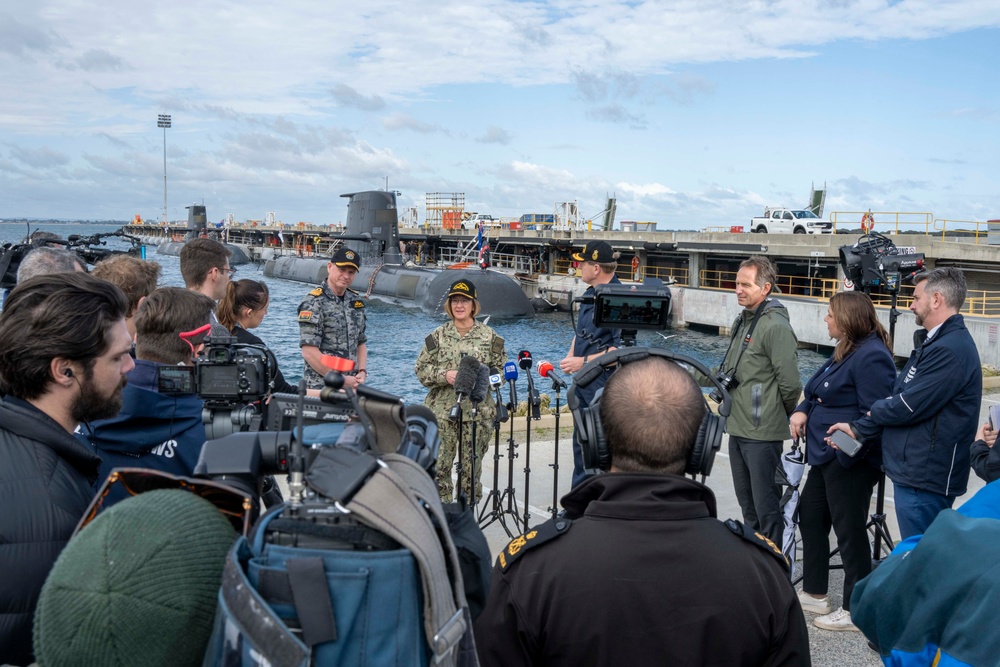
(404, 404, 438, 425)
(454, 355, 480, 397)
(518, 349, 533, 370)
(471, 364, 490, 403)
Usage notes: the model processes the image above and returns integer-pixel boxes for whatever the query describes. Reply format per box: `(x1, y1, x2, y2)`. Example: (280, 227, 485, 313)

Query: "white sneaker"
(797, 591, 832, 615)
(814, 607, 858, 632)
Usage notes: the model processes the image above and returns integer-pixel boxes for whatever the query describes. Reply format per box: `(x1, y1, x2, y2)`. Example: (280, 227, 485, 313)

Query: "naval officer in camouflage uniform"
(298, 247, 367, 390)
(415, 279, 506, 502)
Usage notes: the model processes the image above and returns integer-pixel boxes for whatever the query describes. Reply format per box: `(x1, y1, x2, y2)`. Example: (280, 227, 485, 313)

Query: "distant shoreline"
(0, 220, 127, 226)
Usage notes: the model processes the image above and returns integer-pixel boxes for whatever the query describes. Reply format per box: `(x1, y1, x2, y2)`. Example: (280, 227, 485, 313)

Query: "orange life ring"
(861, 212, 874, 233)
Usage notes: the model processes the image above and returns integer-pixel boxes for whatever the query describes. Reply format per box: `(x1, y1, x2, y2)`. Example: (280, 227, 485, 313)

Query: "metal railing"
(829, 211, 934, 235)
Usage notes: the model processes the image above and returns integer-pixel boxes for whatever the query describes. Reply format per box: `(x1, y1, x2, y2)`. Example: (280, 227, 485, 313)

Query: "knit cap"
(33, 488, 237, 667)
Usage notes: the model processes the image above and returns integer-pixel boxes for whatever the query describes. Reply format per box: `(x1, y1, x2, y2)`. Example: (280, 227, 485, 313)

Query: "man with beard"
(77, 287, 215, 488)
(830, 268, 981, 539)
(0, 273, 133, 666)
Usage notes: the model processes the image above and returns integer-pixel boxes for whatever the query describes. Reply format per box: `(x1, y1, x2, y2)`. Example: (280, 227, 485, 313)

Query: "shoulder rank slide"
(496, 517, 572, 572)
(308, 287, 323, 297)
(724, 518, 789, 572)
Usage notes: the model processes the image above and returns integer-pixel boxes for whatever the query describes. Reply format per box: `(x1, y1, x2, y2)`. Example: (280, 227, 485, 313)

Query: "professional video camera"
(592, 278, 672, 345)
(159, 336, 277, 437)
(839, 232, 925, 292)
(193, 370, 440, 545)
(0, 227, 146, 290)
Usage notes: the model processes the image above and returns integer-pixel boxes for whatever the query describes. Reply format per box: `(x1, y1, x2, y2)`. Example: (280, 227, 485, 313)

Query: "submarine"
(263, 190, 533, 318)
(154, 204, 252, 265)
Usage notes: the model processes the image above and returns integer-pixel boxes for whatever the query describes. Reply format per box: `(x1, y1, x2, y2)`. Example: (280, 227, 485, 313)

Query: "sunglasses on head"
(75, 467, 254, 537)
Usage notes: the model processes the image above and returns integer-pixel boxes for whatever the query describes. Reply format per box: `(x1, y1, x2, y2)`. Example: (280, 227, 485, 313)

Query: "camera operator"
(720, 256, 802, 549)
(474, 355, 810, 666)
(559, 240, 621, 488)
(76, 287, 216, 492)
(829, 268, 982, 538)
(0, 273, 134, 665)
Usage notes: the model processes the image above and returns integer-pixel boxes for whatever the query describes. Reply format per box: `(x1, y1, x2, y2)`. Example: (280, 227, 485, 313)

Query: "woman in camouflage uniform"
(415, 279, 506, 502)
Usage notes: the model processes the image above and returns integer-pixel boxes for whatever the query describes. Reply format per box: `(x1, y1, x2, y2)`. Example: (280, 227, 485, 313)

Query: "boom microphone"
(537, 360, 569, 390)
(471, 363, 490, 404)
(504, 361, 519, 409)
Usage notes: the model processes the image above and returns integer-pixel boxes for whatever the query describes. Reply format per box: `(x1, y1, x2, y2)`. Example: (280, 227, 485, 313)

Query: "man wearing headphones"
(475, 352, 810, 666)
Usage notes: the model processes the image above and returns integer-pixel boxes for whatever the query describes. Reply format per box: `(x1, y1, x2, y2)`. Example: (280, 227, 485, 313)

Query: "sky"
(1, 0, 998, 230)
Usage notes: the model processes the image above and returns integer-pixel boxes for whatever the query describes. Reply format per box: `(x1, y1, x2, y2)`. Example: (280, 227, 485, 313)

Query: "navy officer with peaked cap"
(299, 246, 367, 389)
(475, 354, 810, 666)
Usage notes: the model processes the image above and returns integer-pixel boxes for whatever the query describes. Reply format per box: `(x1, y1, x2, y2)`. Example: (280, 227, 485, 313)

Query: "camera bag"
(202, 453, 479, 667)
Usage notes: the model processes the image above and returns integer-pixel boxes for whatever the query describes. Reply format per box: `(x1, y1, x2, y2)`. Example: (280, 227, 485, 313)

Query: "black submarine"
(155, 204, 252, 265)
(263, 190, 533, 318)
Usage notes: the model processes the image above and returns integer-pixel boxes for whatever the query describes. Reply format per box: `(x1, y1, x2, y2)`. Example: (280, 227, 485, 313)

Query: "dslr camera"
(709, 370, 739, 404)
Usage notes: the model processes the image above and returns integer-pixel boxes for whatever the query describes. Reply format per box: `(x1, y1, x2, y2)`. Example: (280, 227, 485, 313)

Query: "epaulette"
(351, 299, 365, 310)
(424, 333, 438, 353)
(308, 287, 323, 297)
(496, 516, 572, 572)
(491, 334, 505, 357)
(724, 518, 789, 573)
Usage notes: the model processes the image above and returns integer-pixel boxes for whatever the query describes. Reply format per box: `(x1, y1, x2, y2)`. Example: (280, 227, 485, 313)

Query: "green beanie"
(34, 488, 237, 667)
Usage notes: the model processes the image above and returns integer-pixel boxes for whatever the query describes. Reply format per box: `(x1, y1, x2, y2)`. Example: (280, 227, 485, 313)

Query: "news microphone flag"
(320, 354, 356, 373)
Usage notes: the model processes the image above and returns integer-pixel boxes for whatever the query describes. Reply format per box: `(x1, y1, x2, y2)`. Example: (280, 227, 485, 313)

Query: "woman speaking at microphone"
(789, 291, 895, 632)
(415, 279, 506, 503)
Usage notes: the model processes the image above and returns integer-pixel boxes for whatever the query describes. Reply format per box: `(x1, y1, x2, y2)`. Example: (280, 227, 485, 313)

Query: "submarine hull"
(264, 256, 532, 318)
(156, 241, 251, 265)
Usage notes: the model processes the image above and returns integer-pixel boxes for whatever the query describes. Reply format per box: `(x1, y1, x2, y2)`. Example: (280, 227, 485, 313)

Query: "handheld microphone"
(489, 368, 509, 422)
(503, 361, 519, 409)
(518, 350, 533, 371)
(518, 350, 541, 420)
(471, 363, 490, 404)
(537, 360, 569, 390)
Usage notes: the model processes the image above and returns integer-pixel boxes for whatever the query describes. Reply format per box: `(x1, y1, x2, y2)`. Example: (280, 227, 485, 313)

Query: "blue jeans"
(893, 482, 955, 539)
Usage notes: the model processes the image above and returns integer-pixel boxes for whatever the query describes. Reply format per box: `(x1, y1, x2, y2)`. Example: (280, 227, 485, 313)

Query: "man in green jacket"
(719, 256, 802, 548)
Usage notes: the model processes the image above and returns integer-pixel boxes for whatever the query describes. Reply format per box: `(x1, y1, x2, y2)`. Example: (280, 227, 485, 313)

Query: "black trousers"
(799, 458, 880, 611)
(729, 436, 784, 549)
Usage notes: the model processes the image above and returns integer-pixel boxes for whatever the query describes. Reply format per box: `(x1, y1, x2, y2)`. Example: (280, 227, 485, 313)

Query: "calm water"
(1, 222, 828, 405)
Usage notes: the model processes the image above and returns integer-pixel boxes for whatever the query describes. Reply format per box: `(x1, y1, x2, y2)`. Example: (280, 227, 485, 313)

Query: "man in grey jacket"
(719, 256, 802, 548)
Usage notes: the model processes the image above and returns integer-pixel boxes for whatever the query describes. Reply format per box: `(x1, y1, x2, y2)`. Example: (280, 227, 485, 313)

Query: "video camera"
(0, 227, 146, 290)
(839, 232, 925, 291)
(193, 370, 441, 545)
(158, 336, 277, 437)
(591, 278, 672, 345)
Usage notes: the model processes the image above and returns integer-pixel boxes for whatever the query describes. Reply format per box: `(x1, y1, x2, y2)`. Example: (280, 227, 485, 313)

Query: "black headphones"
(567, 347, 732, 479)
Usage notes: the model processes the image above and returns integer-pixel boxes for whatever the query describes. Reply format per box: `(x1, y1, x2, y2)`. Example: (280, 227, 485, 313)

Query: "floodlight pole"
(157, 114, 171, 223)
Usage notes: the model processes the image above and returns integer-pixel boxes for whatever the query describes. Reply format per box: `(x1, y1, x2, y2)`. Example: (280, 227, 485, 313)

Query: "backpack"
(202, 452, 480, 667)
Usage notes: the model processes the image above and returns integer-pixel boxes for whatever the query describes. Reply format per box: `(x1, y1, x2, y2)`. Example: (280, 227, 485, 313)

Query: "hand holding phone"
(828, 429, 864, 458)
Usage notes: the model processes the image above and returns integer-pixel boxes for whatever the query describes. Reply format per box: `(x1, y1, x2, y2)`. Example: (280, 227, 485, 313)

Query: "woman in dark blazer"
(789, 291, 896, 632)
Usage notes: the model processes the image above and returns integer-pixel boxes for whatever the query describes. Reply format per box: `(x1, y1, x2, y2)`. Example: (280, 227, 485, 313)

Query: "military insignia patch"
(591, 249, 599, 260)
(298, 310, 314, 322)
(352, 300, 365, 309)
(345, 251, 355, 260)
(496, 517, 572, 571)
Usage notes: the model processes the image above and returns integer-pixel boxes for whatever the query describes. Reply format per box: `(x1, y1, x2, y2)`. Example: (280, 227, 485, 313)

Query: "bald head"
(600, 357, 706, 475)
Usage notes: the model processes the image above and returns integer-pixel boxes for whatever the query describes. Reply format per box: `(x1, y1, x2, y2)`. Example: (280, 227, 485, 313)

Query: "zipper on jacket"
(751, 383, 762, 427)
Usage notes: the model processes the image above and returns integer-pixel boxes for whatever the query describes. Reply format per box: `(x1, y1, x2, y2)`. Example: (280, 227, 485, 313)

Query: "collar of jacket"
(0, 396, 101, 479)
(913, 312, 965, 349)
(561, 472, 718, 522)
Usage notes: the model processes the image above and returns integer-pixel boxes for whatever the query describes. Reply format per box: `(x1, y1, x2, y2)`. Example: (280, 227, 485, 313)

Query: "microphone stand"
(468, 397, 481, 506)
(522, 374, 541, 530)
(450, 399, 466, 502)
(548, 384, 562, 518)
(478, 388, 519, 536)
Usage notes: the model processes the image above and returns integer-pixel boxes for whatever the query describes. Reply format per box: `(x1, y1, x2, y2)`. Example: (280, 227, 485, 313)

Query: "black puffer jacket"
(0, 397, 101, 666)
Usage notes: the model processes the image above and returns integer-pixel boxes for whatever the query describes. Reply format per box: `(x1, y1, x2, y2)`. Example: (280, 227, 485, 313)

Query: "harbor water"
(1, 222, 828, 405)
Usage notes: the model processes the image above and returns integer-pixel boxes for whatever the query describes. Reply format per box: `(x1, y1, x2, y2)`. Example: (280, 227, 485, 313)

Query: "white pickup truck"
(750, 208, 834, 234)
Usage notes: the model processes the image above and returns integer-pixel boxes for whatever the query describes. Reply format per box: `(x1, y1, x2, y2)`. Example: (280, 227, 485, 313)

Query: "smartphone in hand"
(989, 404, 1000, 431)
(829, 429, 864, 457)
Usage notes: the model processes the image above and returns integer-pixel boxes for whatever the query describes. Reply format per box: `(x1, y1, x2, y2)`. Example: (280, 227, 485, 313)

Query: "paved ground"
(461, 393, 999, 667)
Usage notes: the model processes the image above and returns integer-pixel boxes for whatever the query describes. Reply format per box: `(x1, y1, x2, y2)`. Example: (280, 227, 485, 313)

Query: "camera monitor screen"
(157, 366, 195, 394)
(594, 294, 670, 329)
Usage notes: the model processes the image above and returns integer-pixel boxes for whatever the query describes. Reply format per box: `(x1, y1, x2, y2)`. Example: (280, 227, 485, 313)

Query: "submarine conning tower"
(185, 204, 208, 241)
(341, 190, 402, 266)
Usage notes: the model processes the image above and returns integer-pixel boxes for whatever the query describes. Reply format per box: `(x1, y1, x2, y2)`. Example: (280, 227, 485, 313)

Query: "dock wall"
(672, 286, 1000, 367)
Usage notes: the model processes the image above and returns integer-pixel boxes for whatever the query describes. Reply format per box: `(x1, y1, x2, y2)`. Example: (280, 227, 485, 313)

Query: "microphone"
(503, 361, 519, 409)
(518, 350, 541, 420)
(471, 363, 490, 404)
(518, 350, 533, 371)
(450, 355, 481, 421)
(538, 360, 569, 390)
(490, 368, 508, 422)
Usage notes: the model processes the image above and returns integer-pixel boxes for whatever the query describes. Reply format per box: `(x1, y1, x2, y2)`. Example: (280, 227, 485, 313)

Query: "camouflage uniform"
(298, 283, 367, 389)
(415, 321, 506, 502)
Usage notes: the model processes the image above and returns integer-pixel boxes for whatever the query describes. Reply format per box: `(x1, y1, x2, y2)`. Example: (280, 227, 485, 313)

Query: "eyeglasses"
(222, 266, 237, 277)
(74, 468, 254, 537)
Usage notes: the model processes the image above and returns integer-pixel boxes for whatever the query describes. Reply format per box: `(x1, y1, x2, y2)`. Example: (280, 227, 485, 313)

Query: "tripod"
(478, 394, 522, 536)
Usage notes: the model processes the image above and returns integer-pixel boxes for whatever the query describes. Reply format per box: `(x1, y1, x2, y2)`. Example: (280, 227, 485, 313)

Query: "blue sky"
(1, 0, 998, 229)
